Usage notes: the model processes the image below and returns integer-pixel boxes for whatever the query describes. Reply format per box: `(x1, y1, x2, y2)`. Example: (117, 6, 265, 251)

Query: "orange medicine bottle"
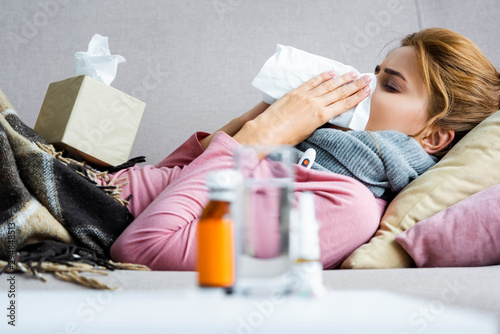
(197, 170, 241, 289)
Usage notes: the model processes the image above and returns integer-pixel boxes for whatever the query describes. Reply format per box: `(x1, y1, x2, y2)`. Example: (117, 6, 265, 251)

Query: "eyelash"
(384, 82, 399, 93)
(374, 66, 399, 93)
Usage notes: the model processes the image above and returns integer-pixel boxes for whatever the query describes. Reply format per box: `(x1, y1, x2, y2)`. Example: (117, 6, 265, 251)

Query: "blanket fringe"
(35, 142, 131, 206)
(54, 271, 117, 290)
(0, 259, 150, 290)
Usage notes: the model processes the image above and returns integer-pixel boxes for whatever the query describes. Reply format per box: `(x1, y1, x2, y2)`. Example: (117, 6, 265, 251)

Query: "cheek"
(368, 91, 428, 133)
(367, 91, 396, 129)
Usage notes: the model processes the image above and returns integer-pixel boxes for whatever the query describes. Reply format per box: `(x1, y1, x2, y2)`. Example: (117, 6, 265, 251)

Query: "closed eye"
(376, 65, 401, 93)
(384, 82, 399, 93)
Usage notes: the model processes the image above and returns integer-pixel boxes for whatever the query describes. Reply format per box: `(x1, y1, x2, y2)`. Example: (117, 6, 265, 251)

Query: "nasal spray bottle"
(293, 191, 327, 297)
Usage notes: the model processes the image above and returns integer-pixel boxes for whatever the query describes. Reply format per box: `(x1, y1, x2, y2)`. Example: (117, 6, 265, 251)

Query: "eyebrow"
(375, 65, 407, 82)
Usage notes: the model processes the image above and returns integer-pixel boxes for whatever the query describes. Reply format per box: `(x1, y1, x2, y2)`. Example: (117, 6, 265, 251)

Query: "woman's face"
(366, 45, 429, 136)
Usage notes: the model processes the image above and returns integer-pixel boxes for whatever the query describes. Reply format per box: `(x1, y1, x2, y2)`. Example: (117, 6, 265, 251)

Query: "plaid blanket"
(0, 90, 147, 285)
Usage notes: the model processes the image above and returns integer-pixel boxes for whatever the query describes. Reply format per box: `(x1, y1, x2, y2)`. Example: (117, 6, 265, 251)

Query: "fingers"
(294, 70, 336, 94)
(322, 84, 371, 118)
(310, 71, 359, 97)
(320, 74, 371, 106)
(283, 70, 372, 126)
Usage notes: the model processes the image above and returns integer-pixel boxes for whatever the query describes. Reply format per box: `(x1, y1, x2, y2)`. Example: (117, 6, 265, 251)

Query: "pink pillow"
(395, 184, 500, 267)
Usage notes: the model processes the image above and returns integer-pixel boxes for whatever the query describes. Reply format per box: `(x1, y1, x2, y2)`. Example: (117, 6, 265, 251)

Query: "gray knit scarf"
(294, 128, 439, 201)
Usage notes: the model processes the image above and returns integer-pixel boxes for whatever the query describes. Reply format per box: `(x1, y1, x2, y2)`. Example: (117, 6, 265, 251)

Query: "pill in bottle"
(197, 169, 242, 290)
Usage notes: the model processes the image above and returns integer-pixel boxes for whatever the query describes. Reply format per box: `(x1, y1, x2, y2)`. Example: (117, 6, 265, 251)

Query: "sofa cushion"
(340, 109, 500, 269)
(395, 184, 500, 267)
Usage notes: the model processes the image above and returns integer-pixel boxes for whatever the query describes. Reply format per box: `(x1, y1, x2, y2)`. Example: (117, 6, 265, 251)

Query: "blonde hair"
(400, 28, 500, 157)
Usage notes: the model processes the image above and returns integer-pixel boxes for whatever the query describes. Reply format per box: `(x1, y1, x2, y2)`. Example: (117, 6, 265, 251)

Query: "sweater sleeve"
(154, 131, 210, 169)
(110, 131, 240, 270)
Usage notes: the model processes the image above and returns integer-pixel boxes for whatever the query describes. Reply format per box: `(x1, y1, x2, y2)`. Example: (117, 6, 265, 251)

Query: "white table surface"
(1, 286, 498, 334)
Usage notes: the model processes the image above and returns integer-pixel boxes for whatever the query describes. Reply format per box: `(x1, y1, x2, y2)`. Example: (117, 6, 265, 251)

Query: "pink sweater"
(109, 131, 387, 270)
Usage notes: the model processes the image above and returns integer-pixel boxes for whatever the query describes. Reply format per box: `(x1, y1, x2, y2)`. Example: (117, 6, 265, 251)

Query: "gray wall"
(1, 0, 499, 164)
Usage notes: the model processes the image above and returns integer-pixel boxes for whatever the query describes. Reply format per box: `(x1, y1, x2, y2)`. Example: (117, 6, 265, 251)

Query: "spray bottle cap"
(298, 191, 320, 261)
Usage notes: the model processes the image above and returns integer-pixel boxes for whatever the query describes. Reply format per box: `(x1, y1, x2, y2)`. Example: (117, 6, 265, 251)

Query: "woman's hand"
(200, 101, 270, 150)
(233, 71, 372, 147)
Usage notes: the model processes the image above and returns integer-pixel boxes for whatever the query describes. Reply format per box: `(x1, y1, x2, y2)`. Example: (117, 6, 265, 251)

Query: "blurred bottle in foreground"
(197, 169, 242, 292)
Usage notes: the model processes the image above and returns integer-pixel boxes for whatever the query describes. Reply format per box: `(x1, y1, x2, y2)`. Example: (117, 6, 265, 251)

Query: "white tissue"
(74, 34, 126, 86)
(252, 44, 377, 131)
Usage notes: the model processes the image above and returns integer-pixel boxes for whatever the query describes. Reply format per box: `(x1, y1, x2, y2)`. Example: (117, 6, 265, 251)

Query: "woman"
(108, 28, 500, 270)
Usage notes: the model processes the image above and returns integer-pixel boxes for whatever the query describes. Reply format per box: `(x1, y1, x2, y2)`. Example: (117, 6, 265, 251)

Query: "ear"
(419, 127, 455, 155)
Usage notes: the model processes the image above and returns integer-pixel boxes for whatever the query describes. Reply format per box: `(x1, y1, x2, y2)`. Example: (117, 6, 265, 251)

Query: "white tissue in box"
(252, 44, 377, 131)
(74, 34, 126, 86)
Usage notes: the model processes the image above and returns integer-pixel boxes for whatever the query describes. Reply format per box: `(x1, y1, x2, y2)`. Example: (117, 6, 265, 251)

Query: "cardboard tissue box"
(35, 75, 145, 166)
(34, 34, 145, 166)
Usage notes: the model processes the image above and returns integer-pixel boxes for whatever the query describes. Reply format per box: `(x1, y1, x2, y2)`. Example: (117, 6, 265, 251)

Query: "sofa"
(1, 0, 499, 331)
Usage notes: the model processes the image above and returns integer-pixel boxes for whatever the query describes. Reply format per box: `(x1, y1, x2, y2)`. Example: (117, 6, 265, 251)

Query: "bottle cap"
(205, 169, 242, 191)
